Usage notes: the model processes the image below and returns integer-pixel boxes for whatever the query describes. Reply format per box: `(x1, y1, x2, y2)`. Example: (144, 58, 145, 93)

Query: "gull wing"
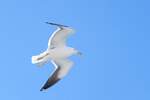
(40, 59, 73, 91)
(47, 24, 74, 49)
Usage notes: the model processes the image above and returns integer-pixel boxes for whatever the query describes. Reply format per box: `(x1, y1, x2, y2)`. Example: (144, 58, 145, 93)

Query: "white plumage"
(31, 22, 81, 91)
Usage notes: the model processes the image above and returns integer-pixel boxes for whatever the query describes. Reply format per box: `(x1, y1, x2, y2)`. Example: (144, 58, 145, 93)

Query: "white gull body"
(31, 22, 81, 91)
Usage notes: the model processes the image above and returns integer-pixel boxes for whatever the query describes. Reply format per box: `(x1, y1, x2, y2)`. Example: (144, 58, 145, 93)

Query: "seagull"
(31, 22, 81, 91)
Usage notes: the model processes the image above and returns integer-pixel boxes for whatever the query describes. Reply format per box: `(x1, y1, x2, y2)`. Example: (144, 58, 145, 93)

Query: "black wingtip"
(40, 78, 61, 92)
(40, 88, 43, 91)
(40, 87, 46, 91)
(40, 67, 62, 92)
(45, 22, 53, 25)
(45, 22, 69, 27)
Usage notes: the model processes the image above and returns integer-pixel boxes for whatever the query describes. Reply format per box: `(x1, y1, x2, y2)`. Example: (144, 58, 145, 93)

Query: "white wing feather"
(48, 27, 74, 49)
(52, 59, 73, 78)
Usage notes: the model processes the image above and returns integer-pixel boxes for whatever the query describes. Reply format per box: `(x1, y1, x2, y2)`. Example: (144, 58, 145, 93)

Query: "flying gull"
(31, 22, 81, 91)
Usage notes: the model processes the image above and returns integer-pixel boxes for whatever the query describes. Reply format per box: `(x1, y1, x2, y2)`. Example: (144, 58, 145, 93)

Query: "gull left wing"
(40, 59, 73, 91)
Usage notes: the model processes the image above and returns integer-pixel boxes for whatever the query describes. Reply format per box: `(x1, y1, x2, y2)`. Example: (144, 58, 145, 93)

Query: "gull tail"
(31, 52, 49, 67)
(32, 56, 45, 67)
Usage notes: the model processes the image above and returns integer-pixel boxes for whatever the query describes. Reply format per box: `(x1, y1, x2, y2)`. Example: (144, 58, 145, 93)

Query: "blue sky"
(0, 0, 150, 100)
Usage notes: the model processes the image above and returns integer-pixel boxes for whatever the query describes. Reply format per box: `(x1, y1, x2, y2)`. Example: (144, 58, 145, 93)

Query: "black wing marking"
(45, 22, 69, 27)
(40, 67, 61, 91)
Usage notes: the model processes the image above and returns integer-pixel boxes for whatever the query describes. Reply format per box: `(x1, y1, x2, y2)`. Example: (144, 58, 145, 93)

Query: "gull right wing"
(46, 22, 75, 49)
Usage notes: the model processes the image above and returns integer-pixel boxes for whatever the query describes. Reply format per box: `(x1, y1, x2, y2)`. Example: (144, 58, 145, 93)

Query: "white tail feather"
(31, 53, 49, 67)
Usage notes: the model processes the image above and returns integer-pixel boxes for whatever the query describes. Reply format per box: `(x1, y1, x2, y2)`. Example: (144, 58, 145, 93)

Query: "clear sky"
(0, 0, 150, 100)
